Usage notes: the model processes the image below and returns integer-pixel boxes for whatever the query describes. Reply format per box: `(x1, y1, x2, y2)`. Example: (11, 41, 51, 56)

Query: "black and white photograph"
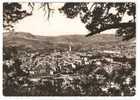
(3, 2, 136, 96)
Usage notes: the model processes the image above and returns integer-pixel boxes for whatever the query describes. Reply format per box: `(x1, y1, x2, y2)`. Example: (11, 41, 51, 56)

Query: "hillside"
(3, 32, 136, 96)
(3, 32, 135, 51)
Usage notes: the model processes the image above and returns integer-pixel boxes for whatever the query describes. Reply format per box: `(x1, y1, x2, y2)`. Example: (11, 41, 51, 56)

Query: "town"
(3, 45, 135, 96)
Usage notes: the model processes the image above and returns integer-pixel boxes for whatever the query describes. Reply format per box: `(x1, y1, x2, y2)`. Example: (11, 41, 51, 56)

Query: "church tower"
(69, 42, 72, 52)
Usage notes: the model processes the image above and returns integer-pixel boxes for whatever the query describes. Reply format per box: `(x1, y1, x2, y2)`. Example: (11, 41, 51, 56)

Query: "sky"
(14, 3, 90, 36)
(14, 3, 133, 36)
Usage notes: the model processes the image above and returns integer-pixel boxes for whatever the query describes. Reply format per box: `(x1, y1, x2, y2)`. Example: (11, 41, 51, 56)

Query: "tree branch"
(86, 22, 135, 37)
(46, 3, 52, 19)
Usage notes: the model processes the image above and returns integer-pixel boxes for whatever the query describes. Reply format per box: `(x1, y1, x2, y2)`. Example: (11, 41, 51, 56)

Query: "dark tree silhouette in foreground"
(3, 2, 136, 40)
(60, 3, 136, 40)
(3, 3, 32, 31)
(3, 3, 52, 31)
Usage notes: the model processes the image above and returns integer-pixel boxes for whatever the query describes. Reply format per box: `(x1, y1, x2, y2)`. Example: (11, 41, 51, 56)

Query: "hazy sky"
(14, 3, 133, 36)
(14, 3, 90, 36)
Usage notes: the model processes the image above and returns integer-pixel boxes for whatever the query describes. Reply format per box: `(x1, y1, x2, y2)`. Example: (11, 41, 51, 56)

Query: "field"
(3, 32, 136, 96)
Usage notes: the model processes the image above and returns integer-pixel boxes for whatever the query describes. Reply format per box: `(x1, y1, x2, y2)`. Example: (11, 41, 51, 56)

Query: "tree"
(3, 2, 136, 40)
(3, 3, 52, 31)
(3, 3, 32, 31)
(60, 2, 136, 40)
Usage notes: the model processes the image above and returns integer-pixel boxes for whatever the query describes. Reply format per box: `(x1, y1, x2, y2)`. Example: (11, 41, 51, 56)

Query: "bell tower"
(69, 42, 72, 52)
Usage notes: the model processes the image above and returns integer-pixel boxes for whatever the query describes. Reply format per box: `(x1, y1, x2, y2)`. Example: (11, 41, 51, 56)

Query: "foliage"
(3, 47, 30, 96)
(3, 2, 52, 32)
(60, 3, 136, 40)
(3, 3, 32, 31)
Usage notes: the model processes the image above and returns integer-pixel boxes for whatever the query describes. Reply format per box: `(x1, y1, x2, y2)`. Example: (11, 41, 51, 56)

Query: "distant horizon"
(4, 30, 116, 37)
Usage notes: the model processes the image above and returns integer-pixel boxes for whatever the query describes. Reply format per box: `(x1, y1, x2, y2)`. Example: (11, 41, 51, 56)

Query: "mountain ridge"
(3, 32, 133, 51)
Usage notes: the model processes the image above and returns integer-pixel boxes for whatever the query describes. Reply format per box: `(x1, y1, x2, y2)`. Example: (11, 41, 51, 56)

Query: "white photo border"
(0, 0, 139, 100)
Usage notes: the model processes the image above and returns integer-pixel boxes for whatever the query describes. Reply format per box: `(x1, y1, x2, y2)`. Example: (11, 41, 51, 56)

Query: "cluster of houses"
(17, 50, 92, 77)
(7, 47, 132, 79)
(3, 43, 135, 80)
